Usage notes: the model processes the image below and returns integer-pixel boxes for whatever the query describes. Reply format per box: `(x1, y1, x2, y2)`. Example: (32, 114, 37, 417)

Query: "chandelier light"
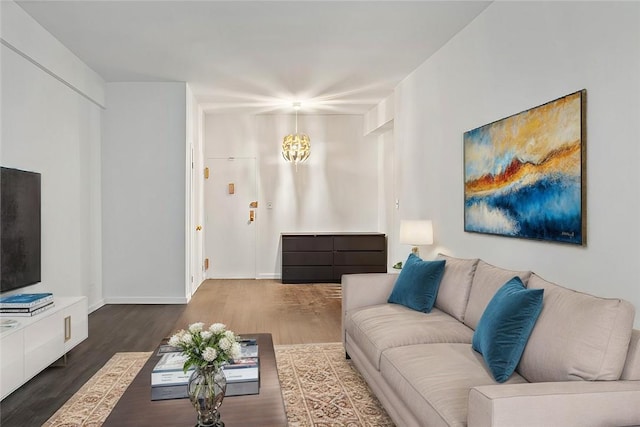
(282, 102, 310, 168)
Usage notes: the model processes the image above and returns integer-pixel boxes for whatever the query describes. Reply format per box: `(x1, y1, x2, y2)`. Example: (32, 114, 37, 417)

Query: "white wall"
(364, 94, 394, 136)
(205, 114, 379, 278)
(102, 82, 187, 303)
(0, 1, 105, 108)
(365, 94, 398, 270)
(0, 1, 104, 311)
(376, 130, 397, 269)
(391, 2, 640, 324)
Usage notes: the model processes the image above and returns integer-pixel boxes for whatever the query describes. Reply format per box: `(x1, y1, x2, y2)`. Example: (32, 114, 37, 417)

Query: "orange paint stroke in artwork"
(465, 141, 581, 196)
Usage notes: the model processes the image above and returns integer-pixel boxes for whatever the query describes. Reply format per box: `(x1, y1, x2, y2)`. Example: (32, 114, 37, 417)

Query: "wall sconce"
(399, 220, 433, 257)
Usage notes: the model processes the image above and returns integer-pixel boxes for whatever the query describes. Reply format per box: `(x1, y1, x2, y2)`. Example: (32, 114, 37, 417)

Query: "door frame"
(186, 101, 206, 300)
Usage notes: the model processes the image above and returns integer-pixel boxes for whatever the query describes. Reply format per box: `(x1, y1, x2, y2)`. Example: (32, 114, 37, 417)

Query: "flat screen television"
(1, 167, 41, 293)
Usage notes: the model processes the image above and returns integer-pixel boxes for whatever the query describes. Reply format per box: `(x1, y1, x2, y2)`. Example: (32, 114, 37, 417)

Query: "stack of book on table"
(150, 351, 192, 400)
(150, 338, 260, 401)
(223, 338, 260, 397)
(0, 293, 54, 317)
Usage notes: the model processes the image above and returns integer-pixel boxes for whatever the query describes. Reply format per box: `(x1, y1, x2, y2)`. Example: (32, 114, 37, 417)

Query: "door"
(191, 143, 205, 294)
(205, 158, 257, 278)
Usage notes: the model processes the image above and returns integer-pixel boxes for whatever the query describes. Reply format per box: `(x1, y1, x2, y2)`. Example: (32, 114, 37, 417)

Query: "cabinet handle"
(64, 316, 71, 342)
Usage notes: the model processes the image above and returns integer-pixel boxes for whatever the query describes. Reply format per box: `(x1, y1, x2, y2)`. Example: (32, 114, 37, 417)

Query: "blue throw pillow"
(387, 254, 446, 313)
(472, 277, 544, 383)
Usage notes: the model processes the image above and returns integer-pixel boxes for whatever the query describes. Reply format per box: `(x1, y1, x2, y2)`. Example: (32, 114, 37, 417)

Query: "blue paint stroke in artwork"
(464, 127, 518, 180)
(465, 175, 582, 244)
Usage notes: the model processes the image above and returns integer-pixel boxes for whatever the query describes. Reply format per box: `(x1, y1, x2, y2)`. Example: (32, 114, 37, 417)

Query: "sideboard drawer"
(282, 236, 333, 252)
(334, 235, 386, 251)
(283, 252, 333, 266)
(333, 251, 387, 266)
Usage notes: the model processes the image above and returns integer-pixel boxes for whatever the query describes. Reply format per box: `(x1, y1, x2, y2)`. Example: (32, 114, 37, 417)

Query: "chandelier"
(282, 102, 310, 168)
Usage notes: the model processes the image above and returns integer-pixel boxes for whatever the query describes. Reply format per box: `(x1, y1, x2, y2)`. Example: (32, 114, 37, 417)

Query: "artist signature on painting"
(561, 231, 575, 238)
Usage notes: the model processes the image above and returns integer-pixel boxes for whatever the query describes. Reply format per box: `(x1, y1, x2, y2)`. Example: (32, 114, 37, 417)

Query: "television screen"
(1, 167, 41, 292)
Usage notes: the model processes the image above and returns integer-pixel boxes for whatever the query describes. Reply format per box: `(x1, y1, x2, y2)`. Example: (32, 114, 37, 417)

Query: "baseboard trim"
(104, 297, 188, 304)
(205, 274, 282, 280)
(89, 299, 105, 314)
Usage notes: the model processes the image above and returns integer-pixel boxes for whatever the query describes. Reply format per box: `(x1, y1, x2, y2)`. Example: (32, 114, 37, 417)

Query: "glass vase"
(187, 365, 227, 427)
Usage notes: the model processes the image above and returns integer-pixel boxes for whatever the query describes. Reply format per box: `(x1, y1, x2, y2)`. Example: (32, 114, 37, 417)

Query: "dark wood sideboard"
(281, 233, 387, 284)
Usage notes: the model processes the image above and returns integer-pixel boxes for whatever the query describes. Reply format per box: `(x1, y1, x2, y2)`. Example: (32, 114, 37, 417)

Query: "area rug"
(43, 352, 152, 427)
(275, 342, 394, 427)
(44, 343, 393, 426)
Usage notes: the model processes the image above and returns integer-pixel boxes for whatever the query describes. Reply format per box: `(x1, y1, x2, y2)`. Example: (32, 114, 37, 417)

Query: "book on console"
(0, 293, 53, 308)
(0, 302, 55, 317)
(0, 300, 54, 313)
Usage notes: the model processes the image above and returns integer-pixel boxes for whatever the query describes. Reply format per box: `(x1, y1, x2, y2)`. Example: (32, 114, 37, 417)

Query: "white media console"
(0, 296, 88, 400)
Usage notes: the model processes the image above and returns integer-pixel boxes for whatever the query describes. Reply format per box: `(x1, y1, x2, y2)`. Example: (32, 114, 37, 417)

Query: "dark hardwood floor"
(0, 280, 342, 426)
(0, 304, 185, 426)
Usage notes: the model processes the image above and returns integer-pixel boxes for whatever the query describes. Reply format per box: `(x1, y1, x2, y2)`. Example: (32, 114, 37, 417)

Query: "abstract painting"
(464, 90, 586, 245)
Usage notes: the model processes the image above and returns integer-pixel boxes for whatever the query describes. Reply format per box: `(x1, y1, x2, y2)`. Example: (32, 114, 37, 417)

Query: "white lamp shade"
(399, 220, 433, 246)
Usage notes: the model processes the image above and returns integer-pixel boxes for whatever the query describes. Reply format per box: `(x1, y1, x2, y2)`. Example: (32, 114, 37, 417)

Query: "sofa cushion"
(621, 329, 640, 380)
(380, 343, 528, 427)
(387, 254, 446, 312)
(463, 260, 532, 330)
(345, 304, 473, 370)
(435, 254, 479, 322)
(472, 277, 544, 383)
(517, 274, 635, 382)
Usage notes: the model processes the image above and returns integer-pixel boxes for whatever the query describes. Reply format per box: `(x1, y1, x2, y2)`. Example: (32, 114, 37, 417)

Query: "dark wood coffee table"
(102, 333, 287, 426)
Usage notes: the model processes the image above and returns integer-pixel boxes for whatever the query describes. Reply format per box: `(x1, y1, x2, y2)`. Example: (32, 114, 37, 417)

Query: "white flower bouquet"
(168, 322, 242, 372)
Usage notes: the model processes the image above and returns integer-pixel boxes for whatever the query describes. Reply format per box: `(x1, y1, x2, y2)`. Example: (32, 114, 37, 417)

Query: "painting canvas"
(464, 90, 586, 245)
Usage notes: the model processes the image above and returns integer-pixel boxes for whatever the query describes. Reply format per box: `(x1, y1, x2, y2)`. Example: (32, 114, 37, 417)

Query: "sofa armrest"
(468, 380, 640, 427)
(342, 273, 397, 313)
(341, 273, 397, 345)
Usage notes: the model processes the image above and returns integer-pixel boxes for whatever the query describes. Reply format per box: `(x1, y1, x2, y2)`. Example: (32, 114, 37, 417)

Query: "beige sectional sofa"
(342, 254, 640, 427)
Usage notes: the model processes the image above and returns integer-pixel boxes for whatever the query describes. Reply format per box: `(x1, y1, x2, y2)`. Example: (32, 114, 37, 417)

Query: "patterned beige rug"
(44, 343, 393, 427)
(276, 342, 393, 427)
(43, 352, 152, 427)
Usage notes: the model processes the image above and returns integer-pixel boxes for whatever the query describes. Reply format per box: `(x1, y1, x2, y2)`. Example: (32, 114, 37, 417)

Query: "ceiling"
(17, 1, 490, 114)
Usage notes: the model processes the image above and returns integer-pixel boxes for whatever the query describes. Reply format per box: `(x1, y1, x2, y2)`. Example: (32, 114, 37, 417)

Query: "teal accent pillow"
(387, 254, 446, 313)
(472, 277, 544, 383)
